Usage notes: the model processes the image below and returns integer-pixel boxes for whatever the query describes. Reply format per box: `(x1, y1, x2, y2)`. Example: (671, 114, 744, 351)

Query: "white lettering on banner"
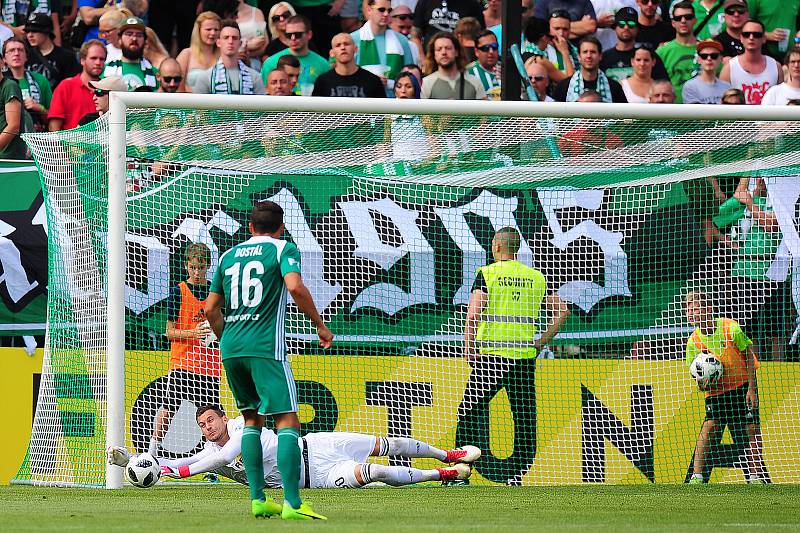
(435, 190, 533, 306)
(123, 234, 171, 314)
(537, 189, 632, 313)
(0, 218, 38, 303)
(266, 188, 342, 312)
(171, 210, 241, 279)
(339, 198, 436, 316)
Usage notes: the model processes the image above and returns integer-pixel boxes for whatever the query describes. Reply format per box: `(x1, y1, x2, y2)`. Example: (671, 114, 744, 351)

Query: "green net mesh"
(14, 106, 800, 486)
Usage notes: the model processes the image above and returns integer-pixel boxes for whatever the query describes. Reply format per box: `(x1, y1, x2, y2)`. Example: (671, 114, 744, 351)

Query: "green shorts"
(223, 357, 298, 415)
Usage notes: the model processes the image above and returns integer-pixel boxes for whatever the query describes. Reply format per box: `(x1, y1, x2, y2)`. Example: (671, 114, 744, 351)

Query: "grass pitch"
(2, 484, 799, 532)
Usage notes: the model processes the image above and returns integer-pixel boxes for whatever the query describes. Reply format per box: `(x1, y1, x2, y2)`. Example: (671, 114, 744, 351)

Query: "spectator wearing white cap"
(103, 17, 159, 91)
(683, 39, 731, 103)
(761, 46, 800, 105)
(89, 75, 126, 115)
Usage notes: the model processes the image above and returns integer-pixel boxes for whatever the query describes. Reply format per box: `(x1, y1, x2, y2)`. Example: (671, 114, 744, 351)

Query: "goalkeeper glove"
(106, 446, 131, 467)
(161, 465, 191, 478)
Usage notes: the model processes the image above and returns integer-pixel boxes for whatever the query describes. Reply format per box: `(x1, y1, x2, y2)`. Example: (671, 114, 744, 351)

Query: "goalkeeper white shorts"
(305, 432, 375, 488)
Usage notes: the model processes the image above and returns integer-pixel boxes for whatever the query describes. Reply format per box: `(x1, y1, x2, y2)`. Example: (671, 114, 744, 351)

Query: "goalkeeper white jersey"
(202, 416, 283, 487)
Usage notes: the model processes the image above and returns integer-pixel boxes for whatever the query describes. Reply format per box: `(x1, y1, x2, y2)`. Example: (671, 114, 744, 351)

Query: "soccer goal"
(15, 94, 800, 488)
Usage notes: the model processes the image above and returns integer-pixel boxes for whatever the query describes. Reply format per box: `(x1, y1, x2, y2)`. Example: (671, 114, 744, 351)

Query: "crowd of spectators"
(0, 0, 795, 152)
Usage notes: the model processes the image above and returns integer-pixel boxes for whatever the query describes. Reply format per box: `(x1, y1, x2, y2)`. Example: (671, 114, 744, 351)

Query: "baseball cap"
(24, 13, 54, 35)
(615, 7, 638, 23)
(118, 16, 146, 34)
(696, 38, 723, 53)
(89, 76, 128, 92)
(723, 0, 747, 9)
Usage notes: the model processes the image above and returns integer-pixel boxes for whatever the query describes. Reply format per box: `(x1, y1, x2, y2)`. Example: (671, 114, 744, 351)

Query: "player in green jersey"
(205, 200, 333, 520)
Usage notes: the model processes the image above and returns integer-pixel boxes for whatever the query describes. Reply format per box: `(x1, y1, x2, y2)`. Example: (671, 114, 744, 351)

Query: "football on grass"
(690, 353, 724, 390)
(125, 453, 161, 488)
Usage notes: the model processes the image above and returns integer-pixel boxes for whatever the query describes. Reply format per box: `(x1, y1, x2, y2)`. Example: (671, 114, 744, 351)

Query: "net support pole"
(106, 92, 127, 489)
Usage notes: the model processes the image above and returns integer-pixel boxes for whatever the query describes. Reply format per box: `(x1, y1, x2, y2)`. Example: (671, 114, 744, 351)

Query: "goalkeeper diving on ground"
(108, 405, 480, 488)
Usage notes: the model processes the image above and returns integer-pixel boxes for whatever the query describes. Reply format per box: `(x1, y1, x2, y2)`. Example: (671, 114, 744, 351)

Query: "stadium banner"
(9, 351, 799, 485)
(0, 160, 47, 336)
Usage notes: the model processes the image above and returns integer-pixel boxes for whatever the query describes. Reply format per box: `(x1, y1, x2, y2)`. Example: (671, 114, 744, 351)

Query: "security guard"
(457, 227, 570, 485)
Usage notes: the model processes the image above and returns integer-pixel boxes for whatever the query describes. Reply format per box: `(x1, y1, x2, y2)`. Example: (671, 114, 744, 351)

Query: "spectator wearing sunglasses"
(466, 29, 501, 99)
(590, 0, 637, 52)
(157, 58, 186, 93)
(601, 8, 668, 81)
(88, 75, 126, 116)
(350, 0, 415, 96)
(692, 0, 727, 40)
(748, 0, 799, 60)
(761, 46, 800, 105)
(714, 0, 752, 59)
(720, 19, 782, 103)
(264, 3, 298, 56)
(260, 15, 330, 95)
(636, 0, 675, 49)
(412, 0, 486, 46)
(533, 1, 597, 39)
(524, 57, 554, 101)
(390, 5, 423, 64)
(656, 1, 699, 102)
(683, 39, 730, 103)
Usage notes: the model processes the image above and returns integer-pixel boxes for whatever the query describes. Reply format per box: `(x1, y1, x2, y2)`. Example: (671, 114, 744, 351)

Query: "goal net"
(14, 96, 800, 487)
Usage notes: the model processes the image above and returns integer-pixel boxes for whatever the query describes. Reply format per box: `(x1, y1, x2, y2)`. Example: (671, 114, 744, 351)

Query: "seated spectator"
(720, 19, 782, 104)
(761, 47, 800, 105)
(49, 39, 106, 130)
(421, 31, 486, 99)
(264, 2, 297, 57)
(390, 5, 423, 64)
(692, 0, 726, 41)
(3, 38, 51, 131)
(619, 44, 656, 103)
(176, 12, 221, 93)
(265, 68, 292, 95)
(24, 13, 80, 90)
(683, 39, 730, 104)
(714, 0, 749, 59)
(276, 54, 301, 94)
(454, 16, 481, 62)
(144, 27, 170, 71)
(524, 57, 555, 101)
(103, 17, 158, 91)
(394, 70, 420, 98)
(88, 75, 126, 117)
(351, 0, 414, 96)
(720, 86, 746, 103)
(260, 15, 330, 96)
(521, 17, 572, 83)
(78, 0, 133, 42)
(157, 58, 185, 93)
(466, 29, 501, 100)
(313, 33, 386, 97)
(656, 1, 699, 103)
(194, 19, 265, 94)
(98, 8, 132, 62)
(648, 78, 676, 103)
(553, 36, 627, 102)
(232, 0, 268, 68)
(533, 0, 597, 39)
(600, 8, 668, 82)
(413, 0, 485, 46)
(0, 55, 32, 159)
(636, 0, 675, 50)
(1, 1, 61, 46)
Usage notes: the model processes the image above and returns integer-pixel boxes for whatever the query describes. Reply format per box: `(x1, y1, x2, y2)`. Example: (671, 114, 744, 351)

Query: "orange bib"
(690, 318, 756, 397)
(168, 282, 221, 377)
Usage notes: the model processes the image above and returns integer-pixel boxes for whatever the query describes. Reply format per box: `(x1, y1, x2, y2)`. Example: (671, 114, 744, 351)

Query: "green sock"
(242, 426, 265, 501)
(277, 427, 302, 509)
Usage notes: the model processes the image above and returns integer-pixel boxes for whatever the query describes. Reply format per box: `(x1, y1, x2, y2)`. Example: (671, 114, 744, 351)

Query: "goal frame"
(106, 93, 800, 488)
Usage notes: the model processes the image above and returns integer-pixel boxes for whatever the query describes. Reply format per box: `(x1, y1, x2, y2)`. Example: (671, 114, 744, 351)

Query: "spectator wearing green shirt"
(2, 37, 50, 132)
(0, 60, 32, 159)
(102, 17, 159, 91)
(748, 0, 800, 60)
(693, 0, 727, 40)
(656, 1, 699, 103)
(260, 15, 330, 96)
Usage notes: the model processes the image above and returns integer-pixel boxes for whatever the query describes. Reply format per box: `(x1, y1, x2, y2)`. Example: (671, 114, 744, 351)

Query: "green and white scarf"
(545, 42, 579, 74)
(210, 57, 255, 95)
(356, 24, 404, 81)
(3, 0, 48, 26)
(21, 70, 41, 103)
(566, 69, 612, 102)
(103, 58, 158, 90)
(466, 61, 501, 101)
